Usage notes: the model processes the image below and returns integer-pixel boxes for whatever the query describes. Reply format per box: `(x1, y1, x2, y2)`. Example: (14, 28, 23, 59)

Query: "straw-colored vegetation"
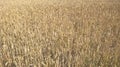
(0, 0, 120, 67)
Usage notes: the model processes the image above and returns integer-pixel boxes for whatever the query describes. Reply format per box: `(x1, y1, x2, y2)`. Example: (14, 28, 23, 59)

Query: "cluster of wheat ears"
(0, 0, 120, 67)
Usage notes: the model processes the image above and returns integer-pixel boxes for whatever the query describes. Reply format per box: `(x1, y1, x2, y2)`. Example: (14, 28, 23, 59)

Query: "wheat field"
(0, 0, 120, 67)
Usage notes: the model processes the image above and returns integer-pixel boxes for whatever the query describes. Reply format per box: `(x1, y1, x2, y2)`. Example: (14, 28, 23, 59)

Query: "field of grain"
(0, 0, 120, 67)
